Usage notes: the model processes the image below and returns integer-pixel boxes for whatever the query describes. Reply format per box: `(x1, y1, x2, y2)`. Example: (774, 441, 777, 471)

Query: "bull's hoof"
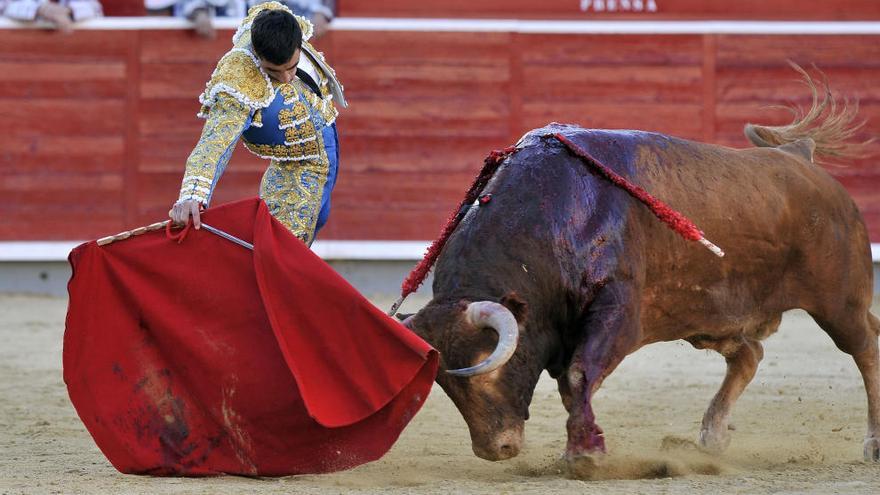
(864, 437, 880, 462)
(698, 427, 731, 454)
(565, 452, 604, 480)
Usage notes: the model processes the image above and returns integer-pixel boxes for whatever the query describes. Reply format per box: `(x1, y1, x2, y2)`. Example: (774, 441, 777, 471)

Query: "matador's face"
(259, 48, 302, 84)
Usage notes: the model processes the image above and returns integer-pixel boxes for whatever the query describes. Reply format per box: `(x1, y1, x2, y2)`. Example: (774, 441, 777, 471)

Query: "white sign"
(580, 0, 658, 12)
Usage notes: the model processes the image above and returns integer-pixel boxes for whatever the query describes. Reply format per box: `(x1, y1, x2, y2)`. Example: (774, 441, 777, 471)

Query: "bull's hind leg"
(691, 332, 769, 453)
(688, 316, 781, 453)
(810, 311, 880, 461)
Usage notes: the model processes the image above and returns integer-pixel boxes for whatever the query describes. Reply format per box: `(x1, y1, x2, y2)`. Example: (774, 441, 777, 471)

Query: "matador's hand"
(169, 200, 203, 230)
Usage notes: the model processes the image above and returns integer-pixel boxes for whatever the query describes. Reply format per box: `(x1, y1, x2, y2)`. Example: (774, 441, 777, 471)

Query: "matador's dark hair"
(251, 9, 302, 66)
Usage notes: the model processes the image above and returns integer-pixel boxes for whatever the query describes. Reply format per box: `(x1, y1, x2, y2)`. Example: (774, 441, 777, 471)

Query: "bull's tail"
(744, 63, 874, 161)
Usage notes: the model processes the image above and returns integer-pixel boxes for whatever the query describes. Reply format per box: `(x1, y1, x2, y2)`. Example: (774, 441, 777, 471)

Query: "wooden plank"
(329, 31, 511, 65)
(337, 136, 503, 173)
(0, 185, 126, 239)
(0, 134, 123, 160)
(716, 35, 880, 69)
(317, 207, 455, 240)
(139, 30, 233, 63)
(140, 62, 216, 99)
(0, 98, 125, 136)
(124, 31, 141, 226)
(519, 34, 703, 66)
(342, 98, 510, 138)
(508, 33, 525, 143)
(0, 61, 124, 81)
(522, 101, 705, 139)
(0, 58, 126, 98)
(138, 98, 205, 138)
(0, 173, 122, 192)
(0, 207, 124, 240)
(0, 81, 127, 99)
(339, 63, 511, 99)
(0, 30, 130, 59)
(702, 34, 716, 143)
(0, 152, 123, 174)
(520, 64, 702, 101)
(331, 171, 475, 209)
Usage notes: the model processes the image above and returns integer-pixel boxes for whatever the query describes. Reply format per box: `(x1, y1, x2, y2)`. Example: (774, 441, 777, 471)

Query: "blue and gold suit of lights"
(178, 1, 346, 246)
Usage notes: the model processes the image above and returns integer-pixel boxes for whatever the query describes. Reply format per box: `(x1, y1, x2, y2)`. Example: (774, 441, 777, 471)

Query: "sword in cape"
(97, 220, 254, 251)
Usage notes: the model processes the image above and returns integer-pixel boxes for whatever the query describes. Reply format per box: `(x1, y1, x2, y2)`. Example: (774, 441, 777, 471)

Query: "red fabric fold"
(63, 197, 438, 476)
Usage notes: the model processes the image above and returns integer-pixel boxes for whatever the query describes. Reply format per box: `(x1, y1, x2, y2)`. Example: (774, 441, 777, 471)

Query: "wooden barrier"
(338, 0, 880, 21)
(1, 21, 879, 242)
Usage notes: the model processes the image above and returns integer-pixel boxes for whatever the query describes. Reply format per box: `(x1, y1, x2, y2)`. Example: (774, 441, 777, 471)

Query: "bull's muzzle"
(471, 424, 524, 461)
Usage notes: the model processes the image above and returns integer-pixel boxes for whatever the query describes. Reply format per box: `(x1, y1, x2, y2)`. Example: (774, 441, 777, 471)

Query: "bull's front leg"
(564, 281, 641, 466)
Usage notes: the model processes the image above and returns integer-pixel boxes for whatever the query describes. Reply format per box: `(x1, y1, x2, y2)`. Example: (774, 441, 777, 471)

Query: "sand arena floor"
(1, 293, 878, 494)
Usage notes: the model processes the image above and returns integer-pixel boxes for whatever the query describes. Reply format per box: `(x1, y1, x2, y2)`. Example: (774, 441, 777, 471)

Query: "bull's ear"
(500, 292, 528, 323)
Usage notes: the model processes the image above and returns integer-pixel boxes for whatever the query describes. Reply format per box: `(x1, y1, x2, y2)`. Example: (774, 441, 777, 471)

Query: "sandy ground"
(1, 292, 879, 494)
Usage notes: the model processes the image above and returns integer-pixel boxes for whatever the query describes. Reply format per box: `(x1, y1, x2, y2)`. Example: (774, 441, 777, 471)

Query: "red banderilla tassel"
(389, 146, 518, 316)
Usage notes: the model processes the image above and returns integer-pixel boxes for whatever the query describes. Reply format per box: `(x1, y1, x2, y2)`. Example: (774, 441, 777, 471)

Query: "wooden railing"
(1, 18, 879, 241)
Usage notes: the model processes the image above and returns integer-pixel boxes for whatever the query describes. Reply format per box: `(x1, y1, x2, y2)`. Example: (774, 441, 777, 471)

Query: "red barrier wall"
(337, 0, 880, 20)
(1, 27, 878, 241)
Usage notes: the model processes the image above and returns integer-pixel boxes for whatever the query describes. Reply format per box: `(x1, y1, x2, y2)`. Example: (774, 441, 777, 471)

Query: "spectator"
(0, 0, 103, 32)
(147, 1, 334, 40)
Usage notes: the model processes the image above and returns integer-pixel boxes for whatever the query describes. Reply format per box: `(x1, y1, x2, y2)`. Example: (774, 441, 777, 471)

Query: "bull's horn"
(446, 301, 519, 377)
(399, 314, 415, 330)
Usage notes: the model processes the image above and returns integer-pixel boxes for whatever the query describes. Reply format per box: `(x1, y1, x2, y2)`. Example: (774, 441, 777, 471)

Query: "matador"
(170, 1, 346, 245)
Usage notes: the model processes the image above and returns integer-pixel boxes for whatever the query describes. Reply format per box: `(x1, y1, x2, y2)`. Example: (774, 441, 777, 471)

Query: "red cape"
(63, 198, 438, 476)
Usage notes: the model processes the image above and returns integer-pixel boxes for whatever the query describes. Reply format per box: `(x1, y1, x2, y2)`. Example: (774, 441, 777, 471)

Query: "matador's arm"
(178, 93, 252, 206)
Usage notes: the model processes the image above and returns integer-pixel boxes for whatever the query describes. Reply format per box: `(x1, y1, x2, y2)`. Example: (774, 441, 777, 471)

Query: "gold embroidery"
(242, 83, 326, 162)
(297, 78, 339, 125)
(278, 104, 309, 128)
(179, 94, 251, 205)
(244, 139, 320, 160)
(200, 50, 274, 111)
(284, 115, 316, 140)
(279, 83, 298, 104)
(259, 138, 330, 246)
(296, 14, 315, 41)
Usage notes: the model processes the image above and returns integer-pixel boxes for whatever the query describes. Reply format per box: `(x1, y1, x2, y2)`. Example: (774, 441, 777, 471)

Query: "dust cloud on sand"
(1, 293, 878, 494)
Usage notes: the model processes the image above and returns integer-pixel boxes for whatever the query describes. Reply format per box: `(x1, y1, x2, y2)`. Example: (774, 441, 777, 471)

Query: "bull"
(403, 72, 880, 469)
